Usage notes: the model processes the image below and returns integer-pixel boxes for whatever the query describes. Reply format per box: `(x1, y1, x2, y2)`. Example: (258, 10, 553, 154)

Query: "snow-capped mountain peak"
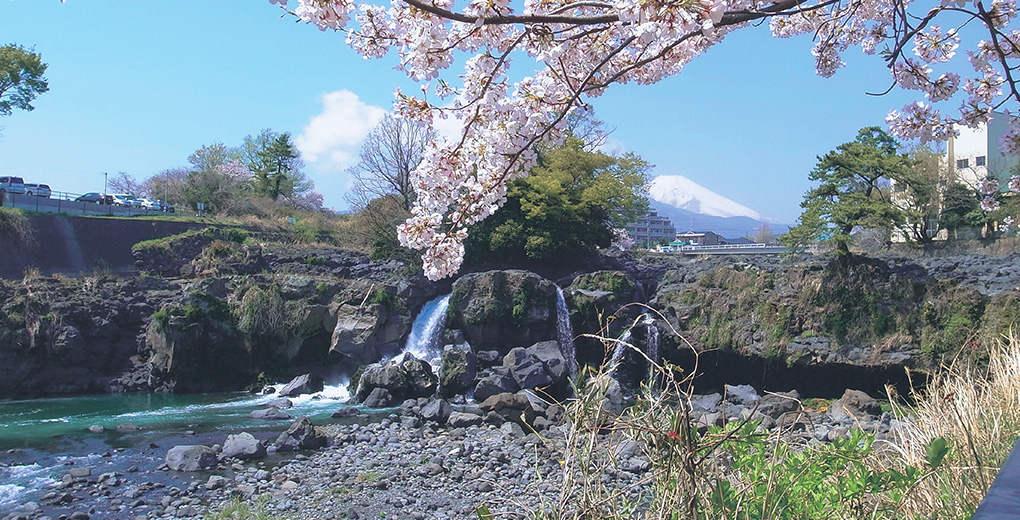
(647, 175, 769, 221)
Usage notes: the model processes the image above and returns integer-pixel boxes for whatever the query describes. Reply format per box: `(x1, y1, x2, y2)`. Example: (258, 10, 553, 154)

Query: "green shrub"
(235, 284, 287, 337)
(0, 207, 33, 244)
(225, 227, 249, 244)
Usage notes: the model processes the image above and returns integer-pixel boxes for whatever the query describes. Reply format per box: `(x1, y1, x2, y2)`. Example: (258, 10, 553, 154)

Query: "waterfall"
(611, 329, 632, 367)
(403, 294, 451, 374)
(555, 287, 578, 379)
(644, 312, 659, 366)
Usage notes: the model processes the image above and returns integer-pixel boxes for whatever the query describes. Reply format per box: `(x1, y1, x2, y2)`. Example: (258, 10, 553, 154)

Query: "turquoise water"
(0, 385, 356, 512)
(0, 385, 352, 450)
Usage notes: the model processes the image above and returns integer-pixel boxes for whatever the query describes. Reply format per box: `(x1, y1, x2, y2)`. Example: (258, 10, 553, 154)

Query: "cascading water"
(610, 329, 632, 367)
(402, 293, 452, 374)
(644, 312, 659, 366)
(555, 286, 578, 379)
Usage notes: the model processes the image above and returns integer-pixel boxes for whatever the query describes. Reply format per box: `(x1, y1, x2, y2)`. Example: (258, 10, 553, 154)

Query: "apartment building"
(627, 210, 677, 247)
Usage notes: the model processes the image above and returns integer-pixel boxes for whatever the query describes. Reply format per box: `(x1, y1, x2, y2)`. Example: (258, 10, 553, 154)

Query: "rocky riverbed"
(1, 383, 901, 520)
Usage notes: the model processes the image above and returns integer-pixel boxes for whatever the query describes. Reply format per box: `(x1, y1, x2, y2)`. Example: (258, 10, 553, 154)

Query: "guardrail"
(0, 192, 170, 217)
(679, 243, 770, 251)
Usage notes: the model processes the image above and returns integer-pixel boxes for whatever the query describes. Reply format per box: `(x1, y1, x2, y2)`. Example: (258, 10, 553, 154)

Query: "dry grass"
(523, 316, 1020, 519)
(889, 331, 1020, 518)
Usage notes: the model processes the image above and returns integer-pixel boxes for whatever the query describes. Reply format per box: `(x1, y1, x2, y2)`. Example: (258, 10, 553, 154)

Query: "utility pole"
(103, 172, 108, 196)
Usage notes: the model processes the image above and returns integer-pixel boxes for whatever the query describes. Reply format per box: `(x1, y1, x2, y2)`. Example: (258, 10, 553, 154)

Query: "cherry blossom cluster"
(270, 0, 1020, 279)
(978, 175, 1020, 214)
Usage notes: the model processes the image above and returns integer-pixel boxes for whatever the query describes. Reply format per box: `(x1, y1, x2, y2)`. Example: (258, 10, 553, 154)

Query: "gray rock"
(473, 368, 519, 403)
(165, 445, 218, 472)
(363, 387, 394, 408)
(439, 344, 476, 397)
(260, 398, 294, 409)
(757, 390, 801, 419)
(725, 384, 760, 406)
(220, 432, 267, 460)
(447, 412, 484, 427)
(278, 374, 325, 398)
(275, 417, 328, 452)
(420, 400, 452, 424)
(690, 393, 723, 413)
(249, 407, 292, 420)
(504, 347, 554, 390)
(828, 389, 882, 421)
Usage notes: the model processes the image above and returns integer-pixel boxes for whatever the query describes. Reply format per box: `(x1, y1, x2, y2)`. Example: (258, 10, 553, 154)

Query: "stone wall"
(0, 214, 208, 279)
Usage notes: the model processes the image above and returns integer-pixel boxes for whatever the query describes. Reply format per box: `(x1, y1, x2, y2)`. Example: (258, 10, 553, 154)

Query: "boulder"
(473, 368, 519, 403)
(248, 407, 292, 420)
(165, 445, 218, 472)
(220, 432, 267, 460)
(479, 392, 536, 427)
(828, 389, 882, 421)
(275, 417, 329, 452)
(278, 374, 324, 397)
(504, 347, 554, 390)
(439, 344, 476, 397)
(448, 270, 559, 354)
(420, 399, 453, 424)
(724, 384, 760, 406)
(355, 355, 438, 404)
(447, 411, 484, 427)
(260, 398, 294, 409)
(363, 387, 394, 408)
(757, 390, 801, 419)
(329, 302, 411, 364)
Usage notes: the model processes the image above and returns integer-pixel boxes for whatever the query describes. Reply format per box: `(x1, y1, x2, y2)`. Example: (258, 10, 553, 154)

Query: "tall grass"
(517, 319, 1020, 519)
(889, 331, 1020, 518)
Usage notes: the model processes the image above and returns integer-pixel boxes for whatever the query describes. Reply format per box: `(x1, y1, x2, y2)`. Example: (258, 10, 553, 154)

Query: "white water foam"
(403, 294, 452, 373)
(555, 286, 578, 379)
(0, 463, 57, 509)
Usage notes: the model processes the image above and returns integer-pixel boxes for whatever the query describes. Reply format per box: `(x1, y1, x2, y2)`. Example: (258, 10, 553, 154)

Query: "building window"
(957, 158, 969, 169)
(976, 156, 986, 166)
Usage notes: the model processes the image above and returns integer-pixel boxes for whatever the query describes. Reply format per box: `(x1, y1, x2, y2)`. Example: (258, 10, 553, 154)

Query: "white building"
(627, 210, 677, 247)
(948, 111, 1017, 188)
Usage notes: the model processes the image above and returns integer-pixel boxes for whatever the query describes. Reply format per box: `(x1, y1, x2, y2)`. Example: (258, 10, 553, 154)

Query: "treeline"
(112, 129, 321, 217)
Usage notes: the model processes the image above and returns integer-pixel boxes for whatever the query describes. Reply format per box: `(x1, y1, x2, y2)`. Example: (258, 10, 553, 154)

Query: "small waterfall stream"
(555, 287, 578, 379)
(644, 312, 659, 366)
(402, 294, 452, 373)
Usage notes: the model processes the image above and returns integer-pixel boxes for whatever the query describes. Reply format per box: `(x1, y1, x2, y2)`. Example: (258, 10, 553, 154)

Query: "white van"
(0, 176, 26, 195)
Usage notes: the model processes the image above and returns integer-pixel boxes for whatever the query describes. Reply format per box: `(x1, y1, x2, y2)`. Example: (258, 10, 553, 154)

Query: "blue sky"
(0, 0, 922, 223)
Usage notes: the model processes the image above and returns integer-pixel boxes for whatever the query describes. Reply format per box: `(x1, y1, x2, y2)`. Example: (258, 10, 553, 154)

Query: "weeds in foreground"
(889, 330, 1020, 517)
(502, 314, 1019, 519)
(205, 496, 279, 520)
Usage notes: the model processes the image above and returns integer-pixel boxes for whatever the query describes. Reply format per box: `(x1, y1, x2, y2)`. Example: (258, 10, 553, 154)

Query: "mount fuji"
(645, 175, 789, 239)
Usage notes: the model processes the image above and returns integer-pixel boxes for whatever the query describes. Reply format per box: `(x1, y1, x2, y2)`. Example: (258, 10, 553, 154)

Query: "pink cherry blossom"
(268, 0, 1020, 279)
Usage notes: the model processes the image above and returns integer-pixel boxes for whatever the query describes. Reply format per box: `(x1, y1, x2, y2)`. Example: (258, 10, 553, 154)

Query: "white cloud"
(296, 90, 386, 173)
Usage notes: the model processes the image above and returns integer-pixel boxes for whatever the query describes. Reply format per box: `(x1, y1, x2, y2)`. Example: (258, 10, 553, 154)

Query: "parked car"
(0, 176, 26, 195)
(24, 183, 51, 198)
(110, 193, 141, 207)
(75, 192, 111, 204)
(137, 197, 161, 210)
(157, 200, 175, 213)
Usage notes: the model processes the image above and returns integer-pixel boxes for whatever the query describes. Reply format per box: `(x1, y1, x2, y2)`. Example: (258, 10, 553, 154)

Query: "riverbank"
(0, 378, 903, 520)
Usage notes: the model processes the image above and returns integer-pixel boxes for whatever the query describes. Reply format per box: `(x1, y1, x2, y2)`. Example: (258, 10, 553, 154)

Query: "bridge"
(0, 192, 163, 217)
(675, 243, 789, 255)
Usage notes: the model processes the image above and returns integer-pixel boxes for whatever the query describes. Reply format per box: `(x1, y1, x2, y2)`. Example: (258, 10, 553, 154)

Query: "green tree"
(466, 135, 649, 264)
(0, 44, 48, 117)
(782, 127, 913, 256)
(252, 132, 305, 200)
(939, 182, 986, 238)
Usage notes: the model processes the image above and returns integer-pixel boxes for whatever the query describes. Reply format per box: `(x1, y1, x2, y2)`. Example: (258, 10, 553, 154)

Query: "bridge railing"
(678, 243, 769, 251)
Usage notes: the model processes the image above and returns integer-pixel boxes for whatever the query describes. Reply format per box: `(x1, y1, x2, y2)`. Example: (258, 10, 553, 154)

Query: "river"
(0, 385, 356, 514)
